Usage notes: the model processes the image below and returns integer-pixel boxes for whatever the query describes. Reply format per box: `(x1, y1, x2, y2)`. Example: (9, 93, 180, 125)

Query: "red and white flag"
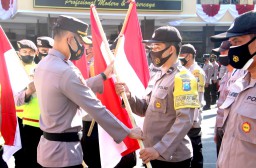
(0, 26, 29, 162)
(71, 46, 89, 79)
(0, 0, 17, 20)
(90, 2, 149, 167)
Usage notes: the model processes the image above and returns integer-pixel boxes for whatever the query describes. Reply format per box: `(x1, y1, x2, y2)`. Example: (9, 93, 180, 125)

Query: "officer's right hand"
(25, 81, 36, 97)
(115, 82, 131, 98)
(128, 127, 144, 140)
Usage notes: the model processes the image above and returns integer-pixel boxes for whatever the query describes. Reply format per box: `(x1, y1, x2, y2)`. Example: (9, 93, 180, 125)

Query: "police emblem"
(154, 58, 160, 65)
(242, 122, 250, 133)
(233, 55, 239, 62)
(155, 102, 161, 108)
(182, 79, 191, 91)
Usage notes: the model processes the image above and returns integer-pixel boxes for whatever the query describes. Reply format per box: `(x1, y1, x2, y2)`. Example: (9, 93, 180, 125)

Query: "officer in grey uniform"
(115, 26, 200, 168)
(179, 44, 205, 168)
(211, 11, 256, 168)
(202, 54, 213, 110)
(34, 15, 142, 168)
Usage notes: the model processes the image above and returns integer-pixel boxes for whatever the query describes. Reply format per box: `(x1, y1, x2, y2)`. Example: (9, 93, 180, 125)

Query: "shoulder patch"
(173, 69, 200, 110)
(193, 69, 205, 93)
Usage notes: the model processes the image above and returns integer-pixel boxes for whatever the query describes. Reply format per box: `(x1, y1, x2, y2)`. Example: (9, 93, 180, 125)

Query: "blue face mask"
(228, 36, 256, 70)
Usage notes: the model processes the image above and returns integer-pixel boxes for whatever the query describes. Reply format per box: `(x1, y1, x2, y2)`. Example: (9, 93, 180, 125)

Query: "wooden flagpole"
(91, 3, 152, 168)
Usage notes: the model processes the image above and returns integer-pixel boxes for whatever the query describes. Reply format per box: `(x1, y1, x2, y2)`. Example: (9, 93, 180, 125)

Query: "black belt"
(43, 132, 80, 142)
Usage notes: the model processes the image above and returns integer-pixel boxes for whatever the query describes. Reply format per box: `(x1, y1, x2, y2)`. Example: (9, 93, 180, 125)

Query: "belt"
(43, 132, 80, 142)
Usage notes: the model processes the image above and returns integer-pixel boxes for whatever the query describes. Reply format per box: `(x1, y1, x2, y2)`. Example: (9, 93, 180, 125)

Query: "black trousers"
(81, 121, 101, 168)
(204, 85, 212, 108)
(114, 152, 136, 168)
(14, 118, 25, 168)
(0, 146, 8, 168)
(188, 128, 203, 168)
(22, 125, 43, 168)
(211, 82, 218, 104)
(216, 127, 224, 157)
(146, 158, 191, 168)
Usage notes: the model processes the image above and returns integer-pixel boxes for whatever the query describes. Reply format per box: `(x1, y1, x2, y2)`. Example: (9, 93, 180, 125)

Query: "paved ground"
(202, 105, 218, 168)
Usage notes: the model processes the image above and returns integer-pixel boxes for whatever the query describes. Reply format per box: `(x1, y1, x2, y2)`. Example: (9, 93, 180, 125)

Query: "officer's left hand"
(103, 60, 114, 79)
(25, 81, 36, 97)
(140, 147, 160, 164)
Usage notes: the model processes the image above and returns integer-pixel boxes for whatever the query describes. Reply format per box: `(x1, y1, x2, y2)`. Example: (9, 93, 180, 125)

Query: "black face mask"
(228, 37, 256, 70)
(20, 55, 34, 64)
(35, 52, 48, 64)
(150, 45, 171, 67)
(68, 37, 85, 60)
(218, 55, 229, 66)
(179, 54, 189, 66)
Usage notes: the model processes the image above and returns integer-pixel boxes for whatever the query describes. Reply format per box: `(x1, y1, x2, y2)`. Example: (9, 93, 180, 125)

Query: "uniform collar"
(48, 49, 66, 61)
(166, 60, 180, 74)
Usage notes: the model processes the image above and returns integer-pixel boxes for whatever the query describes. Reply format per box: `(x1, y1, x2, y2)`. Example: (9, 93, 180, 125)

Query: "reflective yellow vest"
(22, 96, 40, 128)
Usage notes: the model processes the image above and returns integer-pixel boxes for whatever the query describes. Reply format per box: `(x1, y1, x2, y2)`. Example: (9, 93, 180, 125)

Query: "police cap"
(37, 36, 54, 48)
(143, 26, 182, 43)
(17, 39, 37, 51)
(180, 44, 196, 55)
(55, 15, 90, 43)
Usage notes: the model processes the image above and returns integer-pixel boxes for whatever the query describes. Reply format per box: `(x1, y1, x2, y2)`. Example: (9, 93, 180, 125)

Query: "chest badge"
(182, 79, 191, 91)
(155, 102, 161, 108)
(242, 122, 251, 133)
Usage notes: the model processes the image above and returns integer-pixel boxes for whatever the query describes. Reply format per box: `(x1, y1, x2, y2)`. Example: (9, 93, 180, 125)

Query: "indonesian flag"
(71, 46, 89, 79)
(0, 26, 29, 162)
(90, 2, 149, 167)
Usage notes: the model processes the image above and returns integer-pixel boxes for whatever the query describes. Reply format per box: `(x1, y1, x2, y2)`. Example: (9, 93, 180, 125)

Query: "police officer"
(34, 15, 142, 168)
(34, 36, 54, 64)
(14, 39, 37, 168)
(210, 54, 219, 105)
(115, 26, 200, 168)
(211, 11, 256, 168)
(202, 54, 213, 110)
(179, 44, 205, 168)
(15, 68, 43, 168)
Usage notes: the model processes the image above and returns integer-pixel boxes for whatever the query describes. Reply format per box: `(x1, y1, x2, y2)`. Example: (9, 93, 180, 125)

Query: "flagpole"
(91, 4, 152, 168)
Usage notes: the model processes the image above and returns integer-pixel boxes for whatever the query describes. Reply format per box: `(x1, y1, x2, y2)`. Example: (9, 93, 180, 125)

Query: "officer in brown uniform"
(34, 15, 142, 168)
(179, 44, 205, 168)
(210, 54, 219, 105)
(211, 11, 256, 168)
(34, 36, 54, 64)
(202, 54, 213, 110)
(115, 26, 200, 168)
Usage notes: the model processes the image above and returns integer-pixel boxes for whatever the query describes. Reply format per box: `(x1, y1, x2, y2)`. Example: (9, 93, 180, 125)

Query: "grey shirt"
(34, 49, 130, 167)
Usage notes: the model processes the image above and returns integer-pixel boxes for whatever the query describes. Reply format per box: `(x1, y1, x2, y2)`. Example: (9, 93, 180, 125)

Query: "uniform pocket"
(150, 90, 168, 113)
(234, 103, 256, 145)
